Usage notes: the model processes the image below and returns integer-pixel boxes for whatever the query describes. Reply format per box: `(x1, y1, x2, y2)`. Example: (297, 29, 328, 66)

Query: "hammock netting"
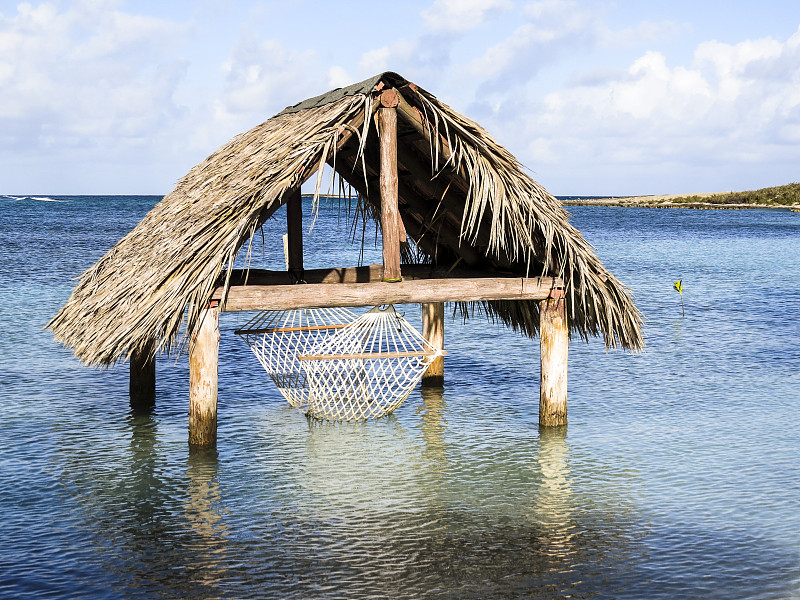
(237, 305, 444, 421)
(235, 307, 358, 409)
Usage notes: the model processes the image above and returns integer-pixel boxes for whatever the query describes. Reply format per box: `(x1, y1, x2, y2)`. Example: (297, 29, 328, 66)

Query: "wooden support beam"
(129, 340, 155, 411)
(214, 276, 560, 312)
(377, 90, 402, 281)
(285, 187, 303, 276)
(539, 291, 568, 426)
(189, 304, 219, 446)
(421, 302, 445, 386)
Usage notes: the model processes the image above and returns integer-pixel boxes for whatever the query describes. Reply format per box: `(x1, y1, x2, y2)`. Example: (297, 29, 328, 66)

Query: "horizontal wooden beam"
(213, 275, 562, 312)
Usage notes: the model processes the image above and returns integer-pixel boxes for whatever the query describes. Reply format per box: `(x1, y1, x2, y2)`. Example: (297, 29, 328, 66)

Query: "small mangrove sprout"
(673, 280, 685, 317)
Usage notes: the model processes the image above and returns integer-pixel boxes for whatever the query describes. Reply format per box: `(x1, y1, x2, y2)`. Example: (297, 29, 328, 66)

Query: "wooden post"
(421, 302, 445, 386)
(376, 89, 401, 282)
(130, 340, 155, 410)
(189, 303, 220, 446)
(286, 187, 303, 276)
(539, 291, 568, 426)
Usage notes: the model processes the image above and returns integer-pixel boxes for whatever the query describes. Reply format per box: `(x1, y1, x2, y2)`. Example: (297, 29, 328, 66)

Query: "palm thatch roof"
(49, 71, 644, 367)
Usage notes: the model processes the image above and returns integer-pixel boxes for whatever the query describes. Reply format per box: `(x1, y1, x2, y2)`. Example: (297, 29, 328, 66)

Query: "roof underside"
(49, 71, 644, 366)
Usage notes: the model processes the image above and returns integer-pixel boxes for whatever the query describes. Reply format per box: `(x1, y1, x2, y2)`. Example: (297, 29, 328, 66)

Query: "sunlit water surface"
(1, 196, 798, 599)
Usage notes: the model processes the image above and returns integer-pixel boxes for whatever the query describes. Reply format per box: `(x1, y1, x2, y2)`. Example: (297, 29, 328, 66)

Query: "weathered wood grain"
(216, 276, 561, 312)
(539, 293, 568, 426)
(189, 305, 219, 446)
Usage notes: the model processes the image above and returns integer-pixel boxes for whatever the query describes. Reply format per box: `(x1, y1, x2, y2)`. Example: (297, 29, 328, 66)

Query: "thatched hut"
(49, 71, 643, 445)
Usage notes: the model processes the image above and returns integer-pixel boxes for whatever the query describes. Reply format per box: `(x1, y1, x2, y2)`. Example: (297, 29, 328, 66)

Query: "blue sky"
(1, 0, 799, 195)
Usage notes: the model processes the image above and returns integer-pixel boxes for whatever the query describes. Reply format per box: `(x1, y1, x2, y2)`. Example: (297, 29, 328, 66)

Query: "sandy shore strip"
(562, 192, 800, 211)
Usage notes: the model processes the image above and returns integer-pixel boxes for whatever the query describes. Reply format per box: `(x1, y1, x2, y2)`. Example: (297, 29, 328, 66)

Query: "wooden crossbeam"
(213, 275, 562, 312)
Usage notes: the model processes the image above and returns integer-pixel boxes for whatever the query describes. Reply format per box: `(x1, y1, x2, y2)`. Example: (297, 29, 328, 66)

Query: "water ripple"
(1, 199, 798, 598)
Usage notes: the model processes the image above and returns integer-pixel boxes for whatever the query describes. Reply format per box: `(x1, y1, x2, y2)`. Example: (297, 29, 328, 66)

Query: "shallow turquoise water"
(1, 196, 798, 598)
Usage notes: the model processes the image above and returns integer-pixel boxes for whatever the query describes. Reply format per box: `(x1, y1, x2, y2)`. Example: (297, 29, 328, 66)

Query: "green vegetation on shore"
(670, 183, 800, 207)
(563, 183, 800, 210)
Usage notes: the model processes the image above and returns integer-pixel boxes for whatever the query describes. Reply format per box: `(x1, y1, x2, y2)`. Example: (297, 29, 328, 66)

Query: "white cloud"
(467, 0, 601, 87)
(352, 0, 515, 86)
(327, 65, 355, 89)
(358, 40, 418, 75)
(217, 35, 318, 122)
(0, 1, 189, 152)
(422, 0, 513, 33)
(601, 19, 686, 48)
(522, 0, 574, 20)
(358, 45, 394, 74)
(486, 26, 800, 193)
(467, 0, 682, 91)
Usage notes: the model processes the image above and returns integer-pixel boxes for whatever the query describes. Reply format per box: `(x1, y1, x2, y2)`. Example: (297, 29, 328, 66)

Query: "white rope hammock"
(235, 307, 358, 409)
(237, 305, 445, 421)
(298, 305, 445, 421)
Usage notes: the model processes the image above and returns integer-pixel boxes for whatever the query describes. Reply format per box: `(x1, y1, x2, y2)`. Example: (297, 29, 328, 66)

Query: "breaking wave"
(1, 195, 68, 202)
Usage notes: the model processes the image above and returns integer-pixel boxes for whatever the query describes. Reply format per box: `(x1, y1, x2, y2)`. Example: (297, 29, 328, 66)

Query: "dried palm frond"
(49, 72, 643, 367)
(49, 93, 371, 366)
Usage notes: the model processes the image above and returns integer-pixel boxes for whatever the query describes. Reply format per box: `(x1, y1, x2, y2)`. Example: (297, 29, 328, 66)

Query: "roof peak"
(277, 72, 410, 117)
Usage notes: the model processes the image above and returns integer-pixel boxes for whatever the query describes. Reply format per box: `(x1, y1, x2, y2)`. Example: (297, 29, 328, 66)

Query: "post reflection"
(126, 410, 161, 524)
(185, 445, 226, 537)
(534, 425, 577, 559)
(180, 445, 229, 593)
(418, 386, 449, 474)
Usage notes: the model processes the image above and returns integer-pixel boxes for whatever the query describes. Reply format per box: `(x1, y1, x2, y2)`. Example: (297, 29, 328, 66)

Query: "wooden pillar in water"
(189, 303, 220, 446)
(286, 187, 304, 275)
(539, 291, 568, 426)
(421, 302, 445, 386)
(130, 340, 155, 410)
(376, 89, 402, 282)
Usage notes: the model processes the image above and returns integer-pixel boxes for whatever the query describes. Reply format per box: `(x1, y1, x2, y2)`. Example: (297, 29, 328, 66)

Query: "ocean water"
(1, 195, 798, 599)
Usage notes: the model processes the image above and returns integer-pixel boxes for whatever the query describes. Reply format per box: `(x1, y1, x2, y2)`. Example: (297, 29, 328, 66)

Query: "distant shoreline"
(561, 184, 800, 212)
(562, 193, 798, 211)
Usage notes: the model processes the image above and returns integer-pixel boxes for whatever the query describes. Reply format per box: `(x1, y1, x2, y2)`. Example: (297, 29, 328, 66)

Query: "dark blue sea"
(1, 194, 798, 599)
